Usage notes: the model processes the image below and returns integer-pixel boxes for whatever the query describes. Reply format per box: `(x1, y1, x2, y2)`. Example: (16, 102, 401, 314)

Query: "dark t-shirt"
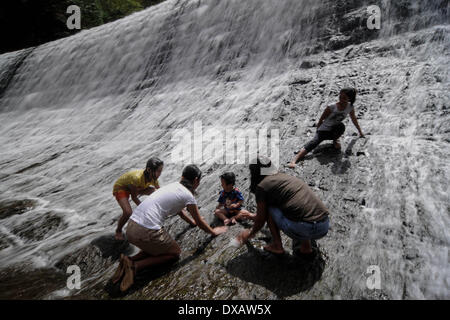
(218, 187, 245, 213)
(255, 173, 329, 222)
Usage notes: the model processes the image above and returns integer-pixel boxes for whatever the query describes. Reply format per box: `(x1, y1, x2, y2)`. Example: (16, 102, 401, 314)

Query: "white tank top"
(318, 103, 354, 131)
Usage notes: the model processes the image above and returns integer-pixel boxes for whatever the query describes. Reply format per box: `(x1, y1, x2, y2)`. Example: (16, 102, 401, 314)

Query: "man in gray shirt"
(238, 157, 330, 256)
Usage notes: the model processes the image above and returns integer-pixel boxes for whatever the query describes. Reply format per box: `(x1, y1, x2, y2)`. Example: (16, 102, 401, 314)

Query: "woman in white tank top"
(288, 88, 364, 168)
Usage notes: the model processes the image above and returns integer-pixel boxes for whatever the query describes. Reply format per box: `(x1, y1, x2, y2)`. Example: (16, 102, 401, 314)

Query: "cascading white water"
(0, 0, 448, 299)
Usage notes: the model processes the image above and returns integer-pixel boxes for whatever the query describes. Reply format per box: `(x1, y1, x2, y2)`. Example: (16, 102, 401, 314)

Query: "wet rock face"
(11, 213, 67, 242)
(71, 220, 328, 300)
(0, 267, 67, 300)
(55, 235, 133, 279)
(0, 199, 37, 220)
(0, 0, 448, 300)
(225, 245, 325, 298)
(0, 234, 14, 251)
(0, 49, 33, 99)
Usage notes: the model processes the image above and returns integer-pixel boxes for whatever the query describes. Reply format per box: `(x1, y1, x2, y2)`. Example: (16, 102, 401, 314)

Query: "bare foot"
(288, 162, 296, 168)
(115, 231, 125, 241)
(120, 256, 135, 292)
(212, 226, 228, 236)
(263, 243, 285, 255)
(111, 254, 125, 284)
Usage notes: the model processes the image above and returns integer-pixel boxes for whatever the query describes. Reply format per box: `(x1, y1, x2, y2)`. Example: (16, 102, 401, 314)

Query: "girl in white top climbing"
(288, 88, 365, 168)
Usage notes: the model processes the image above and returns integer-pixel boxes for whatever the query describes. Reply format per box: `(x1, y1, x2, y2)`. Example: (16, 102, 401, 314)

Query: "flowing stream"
(0, 0, 448, 299)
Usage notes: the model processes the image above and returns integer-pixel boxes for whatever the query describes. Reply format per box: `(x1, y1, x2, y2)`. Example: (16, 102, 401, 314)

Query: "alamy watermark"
(66, 265, 81, 290)
(366, 265, 381, 290)
(367, 5, 381, 30)
(66, 5, 380, 32)
(67, 5, 81, 30)
(170, 121, 279, 174)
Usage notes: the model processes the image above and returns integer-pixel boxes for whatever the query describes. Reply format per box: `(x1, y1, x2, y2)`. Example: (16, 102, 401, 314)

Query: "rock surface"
(0, 0, 448, 300)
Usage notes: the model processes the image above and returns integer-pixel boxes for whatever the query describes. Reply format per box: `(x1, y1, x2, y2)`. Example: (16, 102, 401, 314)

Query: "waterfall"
(0, 0, 448, 299)
(0, 0, 447, 112)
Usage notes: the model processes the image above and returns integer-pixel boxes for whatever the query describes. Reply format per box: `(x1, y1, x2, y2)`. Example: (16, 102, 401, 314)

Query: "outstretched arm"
(186, 204, 227, 236)
(350, 109, 364, 137)
(142, 186, 156, 195)
(249, 200, 268, 237)
(178, 208, 197, 227)
(216, 202, 224, 209)
(229, 200, 244, 209)
(317, 106, 332, 128)
(237, 200, 268, 244)
(127, 185, 141, 206)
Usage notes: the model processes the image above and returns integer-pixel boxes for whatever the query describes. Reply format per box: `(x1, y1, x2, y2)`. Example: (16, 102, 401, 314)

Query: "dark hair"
(220, 172, 236, 186)
(145, 157, 164, 181)
(180, 164, 202, 192)
(341, 88, 357, 105)
(249, 156, 272, 194)
(146, 157, 164, 170)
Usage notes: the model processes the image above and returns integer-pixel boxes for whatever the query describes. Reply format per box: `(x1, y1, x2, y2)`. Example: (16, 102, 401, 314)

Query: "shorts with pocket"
(126, 219, 177, 256)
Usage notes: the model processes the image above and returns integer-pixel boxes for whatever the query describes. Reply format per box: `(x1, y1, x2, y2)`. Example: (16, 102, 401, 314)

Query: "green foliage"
(0, 0, 167, 54)
(97, 0, 144, 23)
(139, 0, 166, 7)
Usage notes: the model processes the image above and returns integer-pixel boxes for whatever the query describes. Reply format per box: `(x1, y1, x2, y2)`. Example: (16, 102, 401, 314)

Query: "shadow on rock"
(308, 144, 352, 175)
(90, 235, 133, 260)
(344, 137, 359, 156)
(105, 236, 216, 298)
(226, 243, 325, 298)
(56, 235, 133, 277)
(0, 267, 67, 299)
(104, 259, 177, 298)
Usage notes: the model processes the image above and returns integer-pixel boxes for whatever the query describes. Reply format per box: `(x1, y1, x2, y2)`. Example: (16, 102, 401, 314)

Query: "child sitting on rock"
(214, 172, 255, 225)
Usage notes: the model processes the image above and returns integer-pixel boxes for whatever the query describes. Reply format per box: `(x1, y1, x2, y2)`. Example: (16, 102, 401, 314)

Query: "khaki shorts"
(126, 220, 177, 256)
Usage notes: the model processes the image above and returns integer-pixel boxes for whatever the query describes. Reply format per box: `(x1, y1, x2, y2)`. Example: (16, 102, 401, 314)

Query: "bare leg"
(288, 148, 309, 168)
(298, 240, 313, 254)
(112, 250, 146, 284)
(263, 213, 285, 254)
(214, 208, 231, 225)
(134, 254, 179, 272)
(133, 242, 181, 273)
(234, 209, 256, 222)
(115, 197, 132, 240)
(120, 239, 180, 292)
(129, 250, 149, 261)
(332, 123, 345, 150)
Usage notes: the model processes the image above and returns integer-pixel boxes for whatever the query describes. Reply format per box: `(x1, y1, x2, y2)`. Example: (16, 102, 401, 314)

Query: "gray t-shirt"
(255, 173, 329, 222)
(318, 103, 354, 131)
